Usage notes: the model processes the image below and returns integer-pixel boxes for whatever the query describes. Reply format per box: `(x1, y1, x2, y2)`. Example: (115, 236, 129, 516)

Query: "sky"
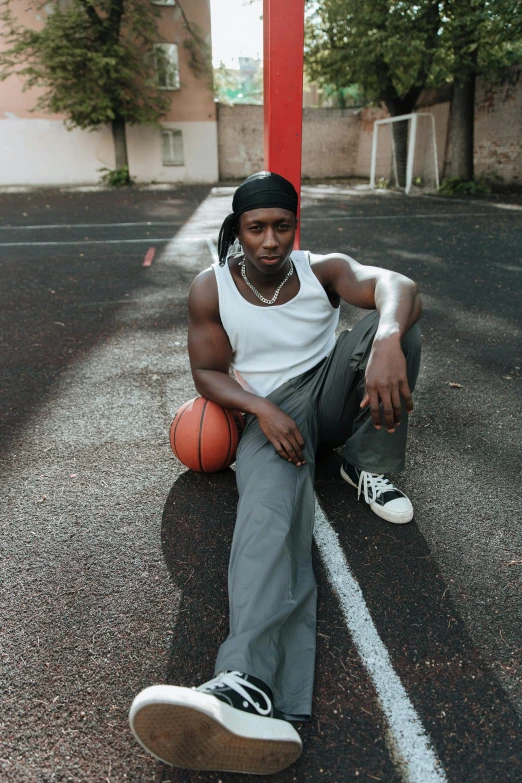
(210, 0, 264, 68)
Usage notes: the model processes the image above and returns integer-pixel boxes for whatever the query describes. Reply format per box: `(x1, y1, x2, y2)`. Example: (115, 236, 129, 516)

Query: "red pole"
(263, 0, 305, 248)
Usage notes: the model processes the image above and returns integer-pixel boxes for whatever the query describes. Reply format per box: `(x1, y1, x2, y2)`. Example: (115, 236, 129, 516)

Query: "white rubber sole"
(340, 467, 413, 524)
(129, 685, 302, 774)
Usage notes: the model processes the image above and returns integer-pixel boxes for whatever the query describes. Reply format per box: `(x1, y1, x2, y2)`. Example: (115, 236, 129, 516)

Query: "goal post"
(370, 113, 440, 194)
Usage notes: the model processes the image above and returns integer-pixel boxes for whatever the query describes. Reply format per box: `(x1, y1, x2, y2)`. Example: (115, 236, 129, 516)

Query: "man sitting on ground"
(129, 171, 422, 775)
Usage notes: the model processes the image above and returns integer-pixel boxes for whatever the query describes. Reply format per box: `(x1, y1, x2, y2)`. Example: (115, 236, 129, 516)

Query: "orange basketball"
(170, 397, 245, 473)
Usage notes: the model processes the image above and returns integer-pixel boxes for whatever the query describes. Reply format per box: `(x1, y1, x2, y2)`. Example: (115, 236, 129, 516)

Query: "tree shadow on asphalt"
(0, 186, 211, 454)
(159, 458, 522, 783)
(160, 468, 400, 783)
(301, 198, 521, 332)
(314, 451, 522, 783)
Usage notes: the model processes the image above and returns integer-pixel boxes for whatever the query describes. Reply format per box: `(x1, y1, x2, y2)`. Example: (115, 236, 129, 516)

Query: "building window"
(161, 129, 184, 166)
(154, 43, 180, 90)
(151, 1, 175, 6)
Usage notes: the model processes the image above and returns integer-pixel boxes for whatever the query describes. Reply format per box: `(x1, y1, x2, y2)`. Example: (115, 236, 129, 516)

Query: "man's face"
(237, 208, 296, 274)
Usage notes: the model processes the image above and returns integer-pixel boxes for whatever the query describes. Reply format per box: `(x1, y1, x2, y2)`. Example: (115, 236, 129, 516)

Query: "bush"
(375, 177, 390, 189)
(98, 166, 136, 187)
(439, 177, 491, 196)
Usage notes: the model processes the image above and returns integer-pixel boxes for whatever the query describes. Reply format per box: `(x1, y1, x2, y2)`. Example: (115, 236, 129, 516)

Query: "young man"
(129, 171, 422, 774)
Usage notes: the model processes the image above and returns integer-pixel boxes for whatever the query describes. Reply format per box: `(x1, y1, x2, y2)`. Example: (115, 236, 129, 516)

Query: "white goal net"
(370, 113, 439, 194)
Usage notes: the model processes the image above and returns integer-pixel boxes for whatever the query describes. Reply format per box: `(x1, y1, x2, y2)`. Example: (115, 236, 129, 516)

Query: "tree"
(305, 0, 522, 185)
(305, 0, 442, 184)
(213, 62, 263, 105)
(0, 0, 210, 176)
(436, 0, 522, 179)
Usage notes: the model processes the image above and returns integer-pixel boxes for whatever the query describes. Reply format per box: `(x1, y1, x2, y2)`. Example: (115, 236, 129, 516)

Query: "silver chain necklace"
(240, 257, 294, 305)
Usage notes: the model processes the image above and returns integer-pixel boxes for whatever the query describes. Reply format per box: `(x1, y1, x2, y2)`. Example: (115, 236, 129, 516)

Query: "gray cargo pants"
(214, 311, 422, 720)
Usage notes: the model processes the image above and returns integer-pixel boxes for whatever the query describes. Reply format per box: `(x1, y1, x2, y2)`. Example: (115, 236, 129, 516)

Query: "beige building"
(0, 0, 218, 186)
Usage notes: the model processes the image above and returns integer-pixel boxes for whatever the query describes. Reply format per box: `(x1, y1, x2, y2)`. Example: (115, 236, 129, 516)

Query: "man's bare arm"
(312, 252, 422, 336)
(188, 269, 261, 414)
(188, 270, 306, 465)
(313, 253, 422, 432)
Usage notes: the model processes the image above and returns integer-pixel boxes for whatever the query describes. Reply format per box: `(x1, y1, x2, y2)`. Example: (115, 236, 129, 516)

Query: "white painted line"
(0, 221, 183, 231)
(0, 238, 179, 248)
(421, 194, 522, 211)
(313, 496, 447, 783)
(206, 237, 219, 264)
(3, 210, 517, 237)
(305, 212, 519, 222)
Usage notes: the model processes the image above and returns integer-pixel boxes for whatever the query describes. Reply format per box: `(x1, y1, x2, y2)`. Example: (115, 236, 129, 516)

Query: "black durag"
(217, 171, 298, 265)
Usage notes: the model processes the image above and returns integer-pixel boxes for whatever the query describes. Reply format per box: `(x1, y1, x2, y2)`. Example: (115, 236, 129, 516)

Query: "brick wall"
(301, 108, 360, 178)
(216, 104, 264, 180)
(217, 66, 522, 185)
(474, 67, 522, 185)
(353, 103, 450, 183)
(217, 105, 361, 179)
(352, 106, 389, 179)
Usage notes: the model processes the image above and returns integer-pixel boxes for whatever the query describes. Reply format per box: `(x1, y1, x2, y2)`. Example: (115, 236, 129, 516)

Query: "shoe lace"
(358, 471, 395, 504)
(198, 671, 272, 716)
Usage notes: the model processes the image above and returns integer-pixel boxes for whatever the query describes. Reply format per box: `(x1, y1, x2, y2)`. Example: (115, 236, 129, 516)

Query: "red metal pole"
(263, 0, 305, 248)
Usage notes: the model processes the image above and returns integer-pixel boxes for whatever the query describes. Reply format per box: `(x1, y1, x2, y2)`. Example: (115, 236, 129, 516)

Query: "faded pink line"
(143, 247, 156, 267)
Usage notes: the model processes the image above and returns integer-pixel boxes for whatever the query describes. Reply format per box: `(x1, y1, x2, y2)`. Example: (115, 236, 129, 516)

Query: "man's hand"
(360, 336, 414, 432)
(254, 399, 306, 466)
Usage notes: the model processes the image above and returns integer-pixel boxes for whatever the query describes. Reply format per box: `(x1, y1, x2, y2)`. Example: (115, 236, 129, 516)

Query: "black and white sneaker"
(197, 670, 274, 716)
(129, 670, 302, 774)
(341, 460, 413, 524)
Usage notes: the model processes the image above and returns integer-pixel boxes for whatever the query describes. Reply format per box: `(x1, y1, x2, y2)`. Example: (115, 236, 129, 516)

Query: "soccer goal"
(370, 113, 439, 194)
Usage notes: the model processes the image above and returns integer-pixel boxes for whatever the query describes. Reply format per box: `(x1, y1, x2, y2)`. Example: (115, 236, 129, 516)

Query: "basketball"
(170, 397, 245, 473)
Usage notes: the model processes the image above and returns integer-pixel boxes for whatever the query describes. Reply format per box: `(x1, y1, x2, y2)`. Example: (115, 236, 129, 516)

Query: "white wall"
(126, 121, 219, 184)
(0, 117, 218, 186)
(0, 118, 114, 185)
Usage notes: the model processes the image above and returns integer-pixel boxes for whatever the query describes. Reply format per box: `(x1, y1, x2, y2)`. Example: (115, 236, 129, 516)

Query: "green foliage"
(318, 82, 365, 108)
(305, 0, 442, 112)
(0, 0, 173, 129)
(176, 1, 212, 87)
(213, 62, 263, 105)
(439, 176, 492, 195)
(305, 0, 522, 107)
(98, 165, 135, 187)
(429, 0, 522, 87)
(375, 177, 390, 189)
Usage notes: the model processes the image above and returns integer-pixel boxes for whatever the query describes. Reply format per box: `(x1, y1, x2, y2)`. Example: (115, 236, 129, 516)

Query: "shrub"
(439, 177, 491, 196)
(375, 177, 390, 189)
(98, 166, 136, 188)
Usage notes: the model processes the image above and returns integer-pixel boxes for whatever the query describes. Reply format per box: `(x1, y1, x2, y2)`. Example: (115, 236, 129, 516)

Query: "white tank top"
(212, 250, 340, 398)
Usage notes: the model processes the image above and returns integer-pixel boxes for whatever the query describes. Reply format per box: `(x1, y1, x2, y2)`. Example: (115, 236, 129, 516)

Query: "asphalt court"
(1, 185, 521, 782)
